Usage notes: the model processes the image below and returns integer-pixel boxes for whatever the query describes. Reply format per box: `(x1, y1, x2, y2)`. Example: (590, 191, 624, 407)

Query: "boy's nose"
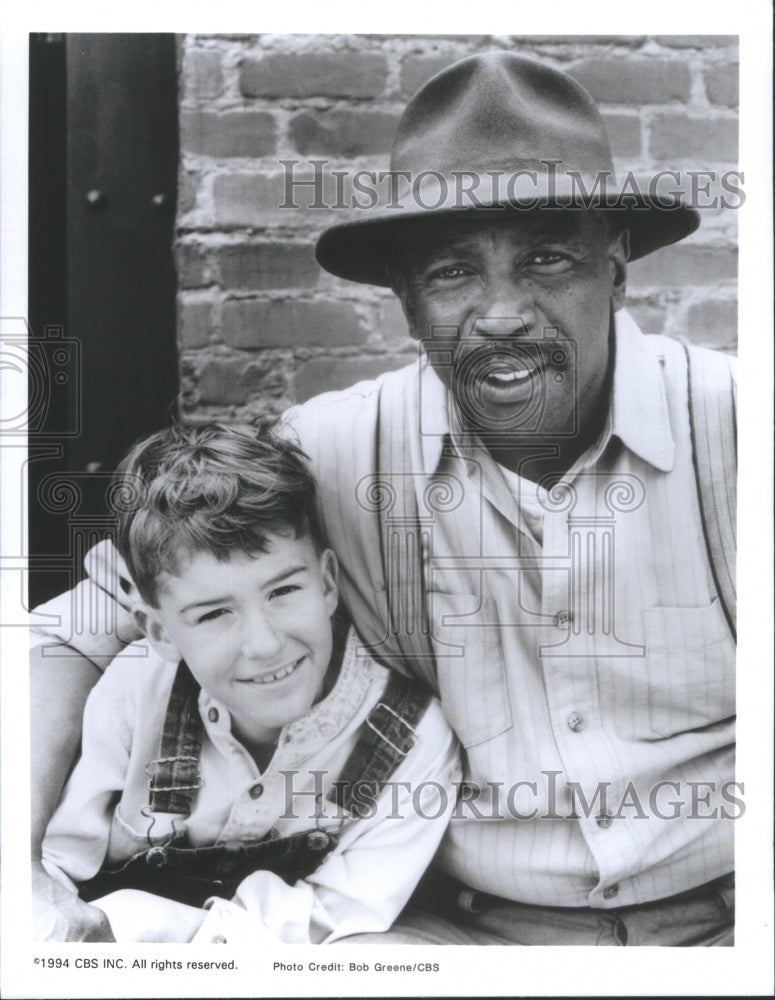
(241, 613, 285, 660)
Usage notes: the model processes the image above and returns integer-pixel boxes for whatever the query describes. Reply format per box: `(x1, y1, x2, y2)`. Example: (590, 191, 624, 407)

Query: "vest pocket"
(641, 599, 736, 739)
(428, 590, 513, 748)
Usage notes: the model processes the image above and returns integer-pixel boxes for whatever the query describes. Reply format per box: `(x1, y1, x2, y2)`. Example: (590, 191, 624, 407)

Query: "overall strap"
(145, 661, 204, 815)
(683, 342, 737, 640)
(374, 371, 437, 688)
(329, 670, 433, 818)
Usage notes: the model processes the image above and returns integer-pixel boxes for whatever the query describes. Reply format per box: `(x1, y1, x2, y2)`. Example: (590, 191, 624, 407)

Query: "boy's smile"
(139, 535, 339, 754)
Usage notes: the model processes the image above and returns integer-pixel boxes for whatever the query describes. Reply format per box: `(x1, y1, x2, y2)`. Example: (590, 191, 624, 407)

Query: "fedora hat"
(315, 51, 700, 286)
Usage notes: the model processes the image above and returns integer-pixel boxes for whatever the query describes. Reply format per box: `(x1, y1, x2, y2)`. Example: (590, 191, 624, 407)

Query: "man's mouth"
(486, 367, 536, 384)
(237, 656, 305, 686)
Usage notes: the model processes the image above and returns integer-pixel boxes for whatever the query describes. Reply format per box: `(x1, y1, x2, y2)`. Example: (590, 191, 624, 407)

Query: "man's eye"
(527, 251, 571, 269)
(197, 608, 230, 624)
(427, 264, 472, 281)
(269, 584, 301, 600)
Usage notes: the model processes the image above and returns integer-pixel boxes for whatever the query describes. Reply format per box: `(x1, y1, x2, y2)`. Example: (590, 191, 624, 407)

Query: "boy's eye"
(269, 584, 301, 600)
(197, 608, 230, 624)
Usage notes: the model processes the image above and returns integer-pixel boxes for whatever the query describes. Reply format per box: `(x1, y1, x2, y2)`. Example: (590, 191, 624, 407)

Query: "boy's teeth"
(252, 659, 301, 684)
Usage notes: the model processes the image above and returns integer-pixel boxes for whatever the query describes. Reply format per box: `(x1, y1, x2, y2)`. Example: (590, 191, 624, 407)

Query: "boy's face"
(138, 534, 339, 750)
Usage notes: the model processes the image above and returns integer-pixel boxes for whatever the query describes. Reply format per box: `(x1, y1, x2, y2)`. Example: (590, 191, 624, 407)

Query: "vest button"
(554, 610, 572, 628)
(567, 711, 585, 732)
(249, 783, 264, 800)
(145, 846, 167, 868)
(208, 707, 219, 723)
(596, 812, 613, 829)
(603, 883, 620, 899)
(307, 830, 330, 852)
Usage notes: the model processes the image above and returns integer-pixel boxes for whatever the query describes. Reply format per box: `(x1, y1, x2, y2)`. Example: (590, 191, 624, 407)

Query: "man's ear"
(133, 604, 181, 663)
(318, 548, 340, 617)
(609, 229, 629, 312)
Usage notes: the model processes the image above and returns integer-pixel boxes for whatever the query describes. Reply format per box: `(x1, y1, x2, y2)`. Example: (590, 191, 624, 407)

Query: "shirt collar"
(417, 307, 675, 476)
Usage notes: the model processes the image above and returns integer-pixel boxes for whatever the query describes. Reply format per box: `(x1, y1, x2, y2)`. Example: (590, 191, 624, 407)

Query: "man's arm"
(30, 642, 115, 941)
(30, 643, 100, 853)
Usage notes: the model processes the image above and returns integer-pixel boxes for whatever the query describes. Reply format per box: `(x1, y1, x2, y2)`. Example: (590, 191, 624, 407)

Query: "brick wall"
(175, 34, 739, 421)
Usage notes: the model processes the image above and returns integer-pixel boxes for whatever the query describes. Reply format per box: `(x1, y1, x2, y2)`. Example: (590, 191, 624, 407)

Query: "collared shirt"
(34, 310, 736, 911)
(42, 630, 460, 943)
(282, 309, 737, 909)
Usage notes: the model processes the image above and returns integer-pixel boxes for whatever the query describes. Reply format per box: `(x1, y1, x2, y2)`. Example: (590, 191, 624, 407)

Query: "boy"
(41, 421, 460, 944)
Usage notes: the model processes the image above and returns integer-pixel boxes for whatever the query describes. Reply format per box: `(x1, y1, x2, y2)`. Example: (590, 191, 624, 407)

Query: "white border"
(1, 2, 773, 997)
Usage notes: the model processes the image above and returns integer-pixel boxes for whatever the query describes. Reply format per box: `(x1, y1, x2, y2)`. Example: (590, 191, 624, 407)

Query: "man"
(31, 51, 736, 945)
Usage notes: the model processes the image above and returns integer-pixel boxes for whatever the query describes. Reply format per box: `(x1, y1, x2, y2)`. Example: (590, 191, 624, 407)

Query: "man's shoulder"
(284, 361, 418, 428)
(281, 361, 421, 466)
(641, 329, 736, 382)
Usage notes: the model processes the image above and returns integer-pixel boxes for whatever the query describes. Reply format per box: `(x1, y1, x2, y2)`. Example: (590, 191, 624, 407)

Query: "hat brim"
(316, 194, 700, 286)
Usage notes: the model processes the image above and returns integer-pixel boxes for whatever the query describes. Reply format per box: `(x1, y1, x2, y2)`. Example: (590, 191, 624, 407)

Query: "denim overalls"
(80, 661, 432, 908)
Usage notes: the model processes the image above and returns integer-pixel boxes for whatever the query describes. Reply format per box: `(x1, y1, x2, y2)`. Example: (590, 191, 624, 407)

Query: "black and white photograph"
(1, 3, 773, 998)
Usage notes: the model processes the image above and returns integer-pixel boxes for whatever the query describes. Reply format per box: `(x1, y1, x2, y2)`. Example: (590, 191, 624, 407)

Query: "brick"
(293, 355, 406, 403)
(217, 242, 319, 290)
(178, 169, 199, 215)
(650, 114, 738, 163)
(222, 299, 368, 349)
(569, 59, 691, 104)
(178, 300, 214, 349)
(379, 297, 413, 343)
(181, 110, 277, 158)
(653, 35, 737, 49)
(214, 169, 349, 227)
(705, 63, 739, 108)
(175, 243, 210, 288)
(240, 52, 388, 99)
(626, 300, 667, 335)
(400, 53, 464, 97)
(197, 356, 281, 406)
(184, 49, 223, 101)
(685, 298, 737, 351)
(214, 173, 292, 227)
(289, 110, 400, 157)
(627, 245, 737, 288)
(601, 112, 641, 159)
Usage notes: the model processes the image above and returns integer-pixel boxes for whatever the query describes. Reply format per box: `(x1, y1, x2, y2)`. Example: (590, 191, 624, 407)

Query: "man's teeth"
(489, 368, 534, 383)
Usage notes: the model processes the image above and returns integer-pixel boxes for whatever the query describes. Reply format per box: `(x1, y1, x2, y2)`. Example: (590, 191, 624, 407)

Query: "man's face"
(394, 210, 628, 442)
(141, 535, 339, 750)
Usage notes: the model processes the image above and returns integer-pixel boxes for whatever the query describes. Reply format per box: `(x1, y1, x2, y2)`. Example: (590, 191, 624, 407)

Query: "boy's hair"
(111, 419, 325, 607)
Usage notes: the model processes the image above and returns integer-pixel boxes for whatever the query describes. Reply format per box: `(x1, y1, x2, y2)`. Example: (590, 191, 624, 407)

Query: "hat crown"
(392, 51, 615, 179)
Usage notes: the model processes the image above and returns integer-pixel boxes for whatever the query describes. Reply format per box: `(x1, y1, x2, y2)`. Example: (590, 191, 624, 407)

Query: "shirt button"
(307, 830, 330, 852)
(208, 707, 219, 723)
(603, 883, 620, 899)
(145, 846, 167, 868)
(554, 610, 572, 628)
(249, 783, 264, 800)
(596, 812, 613, 829)
(567, 711, 585, 732)
(211, 934, 227, 943)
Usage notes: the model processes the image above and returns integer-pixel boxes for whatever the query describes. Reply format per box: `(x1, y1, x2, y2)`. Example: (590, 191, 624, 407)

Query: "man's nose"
(241, 610, 285, 660)
(472, 278, 537, 337)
